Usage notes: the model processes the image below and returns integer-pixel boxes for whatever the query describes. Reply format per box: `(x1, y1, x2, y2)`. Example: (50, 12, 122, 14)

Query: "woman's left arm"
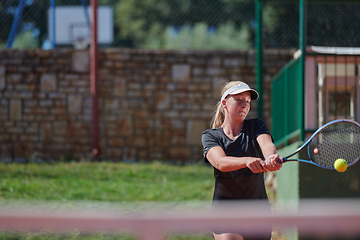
(257, 134, 282, 171)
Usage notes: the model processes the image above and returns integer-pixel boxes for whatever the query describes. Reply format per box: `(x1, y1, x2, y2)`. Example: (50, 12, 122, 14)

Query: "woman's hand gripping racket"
(278, 119, 360, 170)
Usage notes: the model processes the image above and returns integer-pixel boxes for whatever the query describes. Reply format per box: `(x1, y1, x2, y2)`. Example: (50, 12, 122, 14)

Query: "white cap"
(221, 83, 259, 102)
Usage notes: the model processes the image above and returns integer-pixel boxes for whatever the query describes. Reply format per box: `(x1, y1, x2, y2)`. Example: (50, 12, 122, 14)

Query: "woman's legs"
(213, 232, 271, 240)
(213, 233, 244, 240)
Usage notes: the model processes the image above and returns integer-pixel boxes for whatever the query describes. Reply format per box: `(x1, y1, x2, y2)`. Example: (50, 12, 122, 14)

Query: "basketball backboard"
(48, 6, 113, 46)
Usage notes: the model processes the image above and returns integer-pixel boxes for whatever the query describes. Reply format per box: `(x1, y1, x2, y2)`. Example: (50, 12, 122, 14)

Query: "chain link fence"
(1, 0, 360, 50)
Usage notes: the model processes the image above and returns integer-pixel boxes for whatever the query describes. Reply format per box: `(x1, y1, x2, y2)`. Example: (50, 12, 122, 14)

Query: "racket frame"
(279, 119, 360, 170)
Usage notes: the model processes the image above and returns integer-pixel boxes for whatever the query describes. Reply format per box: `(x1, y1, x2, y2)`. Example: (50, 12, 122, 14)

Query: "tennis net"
(0, 199, 359, 240)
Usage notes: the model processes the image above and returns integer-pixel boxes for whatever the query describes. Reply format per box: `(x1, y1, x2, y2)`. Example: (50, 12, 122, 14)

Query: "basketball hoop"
(48, 6, 113, 46)
(73, 37, 90, 49)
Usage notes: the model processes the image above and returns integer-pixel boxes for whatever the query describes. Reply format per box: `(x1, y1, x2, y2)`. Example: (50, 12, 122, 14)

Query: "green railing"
(271, 58, 304, 147)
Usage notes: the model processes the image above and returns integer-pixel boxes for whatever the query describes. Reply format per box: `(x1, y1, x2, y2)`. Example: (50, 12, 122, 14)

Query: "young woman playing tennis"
(202, 81, 282, 240)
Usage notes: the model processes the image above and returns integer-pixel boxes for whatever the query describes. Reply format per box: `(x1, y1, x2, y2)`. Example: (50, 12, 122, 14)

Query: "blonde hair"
(210, 81, 246, 129)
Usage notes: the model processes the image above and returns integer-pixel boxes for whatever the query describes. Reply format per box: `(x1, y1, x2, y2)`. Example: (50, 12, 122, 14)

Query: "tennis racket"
(277, 119, 360, 170)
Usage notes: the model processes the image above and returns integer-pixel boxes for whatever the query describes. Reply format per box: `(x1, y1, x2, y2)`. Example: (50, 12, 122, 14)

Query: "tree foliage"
(144, 22, 251, 50)
(115, 0, 255, 49)
(12, 30, 38, 49)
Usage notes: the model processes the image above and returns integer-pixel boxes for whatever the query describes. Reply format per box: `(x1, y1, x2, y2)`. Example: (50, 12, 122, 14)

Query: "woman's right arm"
(206, 146, 266, 173)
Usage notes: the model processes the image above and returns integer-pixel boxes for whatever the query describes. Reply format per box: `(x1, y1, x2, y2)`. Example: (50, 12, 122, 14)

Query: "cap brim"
(229, 89, 259, 101)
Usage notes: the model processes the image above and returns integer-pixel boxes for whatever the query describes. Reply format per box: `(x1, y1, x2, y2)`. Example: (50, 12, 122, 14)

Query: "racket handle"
(265, 157, 284, 164)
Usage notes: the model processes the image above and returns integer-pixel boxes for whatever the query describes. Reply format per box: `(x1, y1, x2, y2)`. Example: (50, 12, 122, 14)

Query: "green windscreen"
(271, 58, 303, 146)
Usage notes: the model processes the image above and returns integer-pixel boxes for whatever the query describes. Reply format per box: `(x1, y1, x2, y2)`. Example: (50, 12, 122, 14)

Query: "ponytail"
(210, 100, 224, 129)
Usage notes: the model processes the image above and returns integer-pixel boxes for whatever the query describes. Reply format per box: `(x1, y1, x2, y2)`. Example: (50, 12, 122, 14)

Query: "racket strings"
(310, 122, 360, 168)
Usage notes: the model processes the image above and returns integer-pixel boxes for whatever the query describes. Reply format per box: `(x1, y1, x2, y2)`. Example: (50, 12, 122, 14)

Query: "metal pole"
(5, 0, 26, 48)
(255, 0, 263, 119)
(299, 0, 306, 141)
(90, 0, 100, 158)
(79, 0, 91, 34)
(51, 0, 56, 48)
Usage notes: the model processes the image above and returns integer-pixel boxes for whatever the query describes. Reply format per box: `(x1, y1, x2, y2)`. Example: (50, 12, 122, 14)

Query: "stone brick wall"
(0, 48, 294, 162)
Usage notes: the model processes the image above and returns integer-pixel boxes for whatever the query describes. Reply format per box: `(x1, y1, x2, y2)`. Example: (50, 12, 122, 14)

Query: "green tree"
(145, 22, 251, 50)
(261, 2, 360, 48)
(12, 30, 38, 49)
(114, 0, 255, 49)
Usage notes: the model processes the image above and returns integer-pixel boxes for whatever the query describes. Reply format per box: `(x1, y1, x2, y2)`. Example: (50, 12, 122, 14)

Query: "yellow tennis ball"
(334, 158, 347, 172)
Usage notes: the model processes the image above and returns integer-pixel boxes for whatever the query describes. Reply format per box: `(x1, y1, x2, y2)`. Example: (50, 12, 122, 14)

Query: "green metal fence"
(271, 58, 303, 147)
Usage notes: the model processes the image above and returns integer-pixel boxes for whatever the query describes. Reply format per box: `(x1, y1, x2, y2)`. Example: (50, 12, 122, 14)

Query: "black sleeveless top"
(202, 118, 272, 201)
